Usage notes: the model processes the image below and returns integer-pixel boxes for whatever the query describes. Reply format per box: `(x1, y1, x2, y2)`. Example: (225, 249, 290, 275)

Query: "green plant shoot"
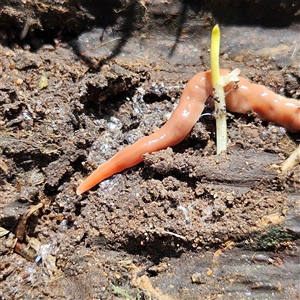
(210, 24, 227, 154)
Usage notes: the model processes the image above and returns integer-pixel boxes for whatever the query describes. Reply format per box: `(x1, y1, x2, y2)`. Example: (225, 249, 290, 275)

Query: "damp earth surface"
(0, 1, 300, 299)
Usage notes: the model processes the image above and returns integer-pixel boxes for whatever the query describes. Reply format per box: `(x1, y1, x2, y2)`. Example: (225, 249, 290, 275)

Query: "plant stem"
(210, 24, 227, 154)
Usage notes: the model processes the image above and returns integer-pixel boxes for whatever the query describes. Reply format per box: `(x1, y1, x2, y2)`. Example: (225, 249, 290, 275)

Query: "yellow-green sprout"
(210, 24, 227, 154)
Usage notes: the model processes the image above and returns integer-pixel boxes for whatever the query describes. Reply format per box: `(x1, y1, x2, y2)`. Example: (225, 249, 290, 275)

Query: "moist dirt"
(0, 1, 300, 299)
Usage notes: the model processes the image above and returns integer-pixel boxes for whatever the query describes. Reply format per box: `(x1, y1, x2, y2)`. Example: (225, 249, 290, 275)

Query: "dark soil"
(0, 1, 299, 299)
